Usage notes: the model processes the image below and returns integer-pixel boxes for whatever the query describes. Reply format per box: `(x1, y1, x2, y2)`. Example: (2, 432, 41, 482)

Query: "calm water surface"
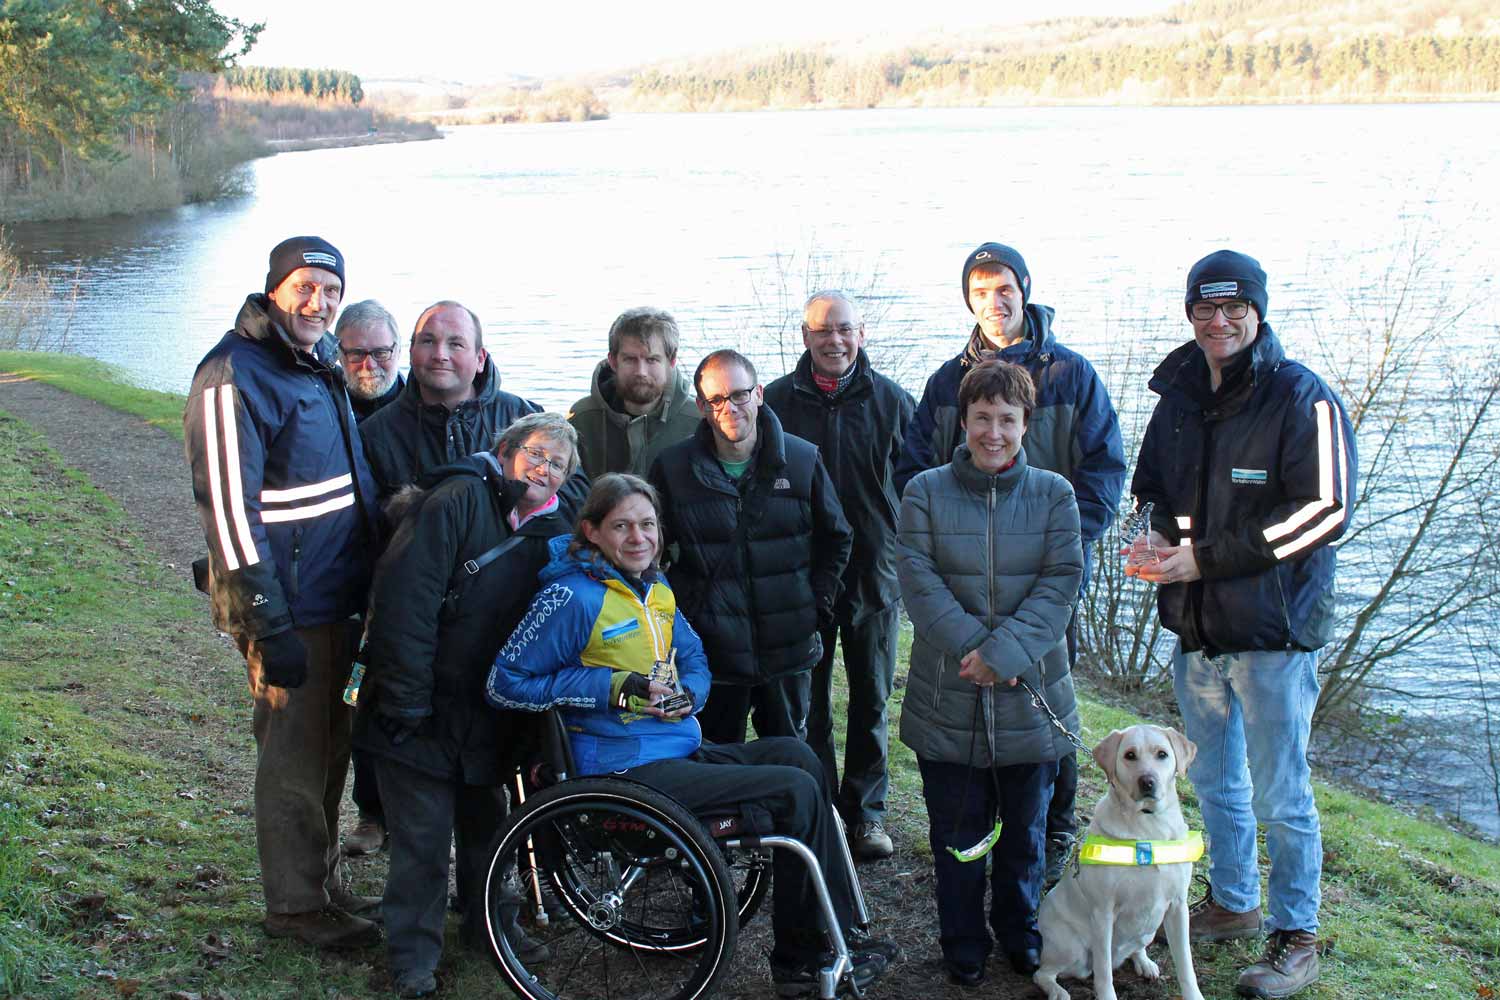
(6, 104, 1500, 834)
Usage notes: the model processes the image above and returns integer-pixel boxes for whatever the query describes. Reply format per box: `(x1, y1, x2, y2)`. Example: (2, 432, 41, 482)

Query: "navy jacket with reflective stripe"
(1131, 325, 1357, 655)
(184, 295, 379, 638)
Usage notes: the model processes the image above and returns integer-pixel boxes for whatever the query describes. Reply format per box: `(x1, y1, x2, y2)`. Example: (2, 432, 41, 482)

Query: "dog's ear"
(1092, 729, 1125, 784)
(1164, 727, 1197, 778)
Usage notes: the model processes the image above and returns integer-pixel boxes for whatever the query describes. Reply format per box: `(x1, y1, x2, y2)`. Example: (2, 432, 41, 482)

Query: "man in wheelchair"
(486, 473, 897, 997)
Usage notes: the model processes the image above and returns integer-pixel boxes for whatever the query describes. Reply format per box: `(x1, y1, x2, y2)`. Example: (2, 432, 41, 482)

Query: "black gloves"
(376, 711, 423, 747)
(257, 629, 308, 688)
(610, 670, 654, 712)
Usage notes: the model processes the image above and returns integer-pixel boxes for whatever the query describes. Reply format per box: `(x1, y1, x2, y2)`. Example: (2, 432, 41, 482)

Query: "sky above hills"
(215, 0, 1177, 83)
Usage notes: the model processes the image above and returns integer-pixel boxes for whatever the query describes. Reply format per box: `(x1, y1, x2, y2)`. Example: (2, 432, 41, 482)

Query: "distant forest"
(624, 0, 1500, 109)
(220, 66, 366, 105)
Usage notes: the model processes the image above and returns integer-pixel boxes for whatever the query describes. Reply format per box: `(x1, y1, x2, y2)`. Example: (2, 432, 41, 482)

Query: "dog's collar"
(1078, 830, 1204, 866)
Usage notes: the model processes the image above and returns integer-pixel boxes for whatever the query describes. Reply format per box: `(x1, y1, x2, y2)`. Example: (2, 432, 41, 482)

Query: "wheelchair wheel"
(722, 843, 771, 932)
(482, 777, 737, 1000)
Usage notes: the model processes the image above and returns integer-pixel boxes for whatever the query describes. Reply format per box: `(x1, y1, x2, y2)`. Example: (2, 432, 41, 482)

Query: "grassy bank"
(0, 352, 186, 438)
(1, 350, 1497, 998)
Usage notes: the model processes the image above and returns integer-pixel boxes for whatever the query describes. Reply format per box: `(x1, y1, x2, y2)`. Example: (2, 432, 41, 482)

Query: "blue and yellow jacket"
(485, 536, 712, 775)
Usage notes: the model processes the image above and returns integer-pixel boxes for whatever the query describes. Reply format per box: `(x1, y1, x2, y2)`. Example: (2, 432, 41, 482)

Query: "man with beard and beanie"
(360, 299, 589, 515)
(649, 349, 853, 746)
(184, 236, 383, 949)
(894, 242, 1126, 884)
(332, 298, 404, 859)
(763, 290, 914, 862)
(568, 306, 701, 480)
(1129, 250, 1355, 999)
(336, 300, 405, 423)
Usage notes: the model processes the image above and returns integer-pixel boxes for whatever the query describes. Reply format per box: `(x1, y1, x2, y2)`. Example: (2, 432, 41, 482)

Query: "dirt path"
(0, 371, 1176, 999)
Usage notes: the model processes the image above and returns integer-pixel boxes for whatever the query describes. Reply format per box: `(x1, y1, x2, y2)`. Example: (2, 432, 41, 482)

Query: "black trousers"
(1046, 608, 1081, 839)
(697, 671, 811, 744)
(352, 748, 382, 820)
(918, 756, 1057, 966)
(373, 756, 506, 975)
(807, 607, 899, 823)
(627, 737, 855, 964)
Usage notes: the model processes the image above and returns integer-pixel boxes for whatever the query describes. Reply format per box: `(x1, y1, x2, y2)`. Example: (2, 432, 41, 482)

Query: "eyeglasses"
(339, 345, 396, 363)
(519, 445, 569, 477)
(1190, 301, 1250, 322)
(804, 324, 858, 337)
(701, 388, 755, 411)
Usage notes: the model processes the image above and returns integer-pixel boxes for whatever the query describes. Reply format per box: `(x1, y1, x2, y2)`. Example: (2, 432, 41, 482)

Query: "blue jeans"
(1172, 643, 1322, 933)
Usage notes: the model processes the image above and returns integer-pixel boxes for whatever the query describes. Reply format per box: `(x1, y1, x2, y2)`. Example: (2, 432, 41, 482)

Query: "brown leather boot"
(1235, 929, 1320, 997)
(264, 906, 380, 949)
(1189, 890, 1263, 942)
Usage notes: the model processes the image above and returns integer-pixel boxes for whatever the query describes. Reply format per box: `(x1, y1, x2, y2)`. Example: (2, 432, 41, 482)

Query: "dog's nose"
(1138, 775, 1157, 797)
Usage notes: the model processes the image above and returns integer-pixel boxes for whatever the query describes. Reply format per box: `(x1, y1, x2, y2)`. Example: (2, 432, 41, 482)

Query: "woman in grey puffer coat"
(897, 360, 1083, 986)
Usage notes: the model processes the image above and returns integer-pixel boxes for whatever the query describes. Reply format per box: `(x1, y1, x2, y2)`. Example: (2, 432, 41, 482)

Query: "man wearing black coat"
(353, 412, 576, 998)
(763, 291, 914, 861)
(359, 300, 588, 515)
(649, 349, 853, 745)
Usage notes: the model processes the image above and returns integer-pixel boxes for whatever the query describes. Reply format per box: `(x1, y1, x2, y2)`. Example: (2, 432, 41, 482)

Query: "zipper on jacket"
(984, 481, 997, 766)
(289, 527, 303, 600)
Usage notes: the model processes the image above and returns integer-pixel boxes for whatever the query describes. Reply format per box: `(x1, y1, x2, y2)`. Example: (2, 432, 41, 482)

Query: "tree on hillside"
(0, 0, 260, 172)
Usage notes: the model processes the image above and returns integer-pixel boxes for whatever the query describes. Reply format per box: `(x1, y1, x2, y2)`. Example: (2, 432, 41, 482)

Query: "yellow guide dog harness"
(1078, 830, 1205, 866)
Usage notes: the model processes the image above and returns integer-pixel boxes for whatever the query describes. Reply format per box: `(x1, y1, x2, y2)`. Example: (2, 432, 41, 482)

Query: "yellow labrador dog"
(1033, 725, 1205, 1000)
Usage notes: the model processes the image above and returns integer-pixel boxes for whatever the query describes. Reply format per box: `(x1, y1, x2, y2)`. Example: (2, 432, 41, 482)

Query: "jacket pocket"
(288, 526, 303, 600)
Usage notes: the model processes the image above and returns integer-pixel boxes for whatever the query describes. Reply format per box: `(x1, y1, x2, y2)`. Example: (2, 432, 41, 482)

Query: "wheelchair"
(478, 711, 875, 1000)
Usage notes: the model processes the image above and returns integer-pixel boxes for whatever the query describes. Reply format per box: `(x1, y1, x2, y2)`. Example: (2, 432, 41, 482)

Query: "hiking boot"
(344, 814, 387, 856)
(1044, 832, 1075, 887)
(771, 948, 888, 998)
(850, 821, 894, 861)
(1190, 888, 1263, 942)
(329, 885, 383, 921)
(392, 968, 437, 998)
(264, 906, 380, 949)
(1235, 929, 1320, 997)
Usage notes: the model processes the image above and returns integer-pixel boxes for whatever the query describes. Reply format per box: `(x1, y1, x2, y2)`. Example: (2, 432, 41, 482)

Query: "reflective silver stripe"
(219, 388, 260, 565)
(1264, 400, 1336, 543)
(260, 492, 355, 523)
(1272, 404, 1350, 560)
(202, 389, 239, 571)
(1175, 516, 1192, 530)
(262, 474, 353, 504)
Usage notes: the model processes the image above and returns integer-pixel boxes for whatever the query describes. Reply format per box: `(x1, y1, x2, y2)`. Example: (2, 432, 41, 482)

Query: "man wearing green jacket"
(568, 307, 701, 480)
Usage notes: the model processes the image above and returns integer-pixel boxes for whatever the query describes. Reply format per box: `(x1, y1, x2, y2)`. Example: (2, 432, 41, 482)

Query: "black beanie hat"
(1185, 250, 1268, 322)
(962, 242, 1030, 311)
(265, 236, 345, 296)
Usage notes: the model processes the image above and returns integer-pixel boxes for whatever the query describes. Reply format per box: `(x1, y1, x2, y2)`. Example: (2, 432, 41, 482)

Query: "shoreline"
(263, 129, 443, 153)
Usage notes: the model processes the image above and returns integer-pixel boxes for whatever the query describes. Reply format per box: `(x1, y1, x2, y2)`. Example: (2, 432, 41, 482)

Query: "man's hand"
(375, 711, 423, 747)
(958, 649, 1017, 689)
(1133, 543, 1202, 585)
(257, 630, 308, 689)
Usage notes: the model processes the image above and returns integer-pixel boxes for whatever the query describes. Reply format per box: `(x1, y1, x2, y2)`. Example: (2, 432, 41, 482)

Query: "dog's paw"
(1032, 972, 1071, 1000)
(1129, 950, 1161, 980)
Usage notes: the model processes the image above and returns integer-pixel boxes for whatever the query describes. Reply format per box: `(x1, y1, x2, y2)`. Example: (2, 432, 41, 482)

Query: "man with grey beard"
(333, 299, 405, 859)
(336, 300, 405, 422)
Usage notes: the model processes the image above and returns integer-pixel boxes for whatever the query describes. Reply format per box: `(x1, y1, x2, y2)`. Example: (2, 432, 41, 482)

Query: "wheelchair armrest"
(542, 708, 577, 782)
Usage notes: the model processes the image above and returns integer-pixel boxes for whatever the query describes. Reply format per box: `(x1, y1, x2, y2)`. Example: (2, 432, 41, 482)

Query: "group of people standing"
(183, 233, 1354, 1000)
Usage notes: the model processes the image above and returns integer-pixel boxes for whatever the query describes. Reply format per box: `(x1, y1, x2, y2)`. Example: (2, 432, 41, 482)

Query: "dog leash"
(1016, 677, 1090, 753)
(946, 690, 1006, 863)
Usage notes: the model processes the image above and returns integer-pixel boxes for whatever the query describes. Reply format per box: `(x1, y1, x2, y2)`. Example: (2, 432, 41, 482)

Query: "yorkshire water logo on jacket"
(1231, 468, 1268, 485)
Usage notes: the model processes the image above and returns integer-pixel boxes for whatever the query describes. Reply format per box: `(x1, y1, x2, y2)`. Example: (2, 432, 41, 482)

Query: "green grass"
(1, 359, 1498, 998)
(0, 351, 186, 439)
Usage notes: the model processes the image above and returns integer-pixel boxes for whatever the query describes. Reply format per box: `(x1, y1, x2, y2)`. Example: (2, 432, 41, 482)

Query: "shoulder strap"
(443, 533, 527, 607)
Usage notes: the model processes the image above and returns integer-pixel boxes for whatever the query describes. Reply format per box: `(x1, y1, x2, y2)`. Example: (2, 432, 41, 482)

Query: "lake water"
(5, 104, 1500, 835)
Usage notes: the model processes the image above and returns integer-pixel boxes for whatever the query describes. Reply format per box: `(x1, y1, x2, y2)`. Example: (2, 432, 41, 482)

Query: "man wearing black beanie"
(894, 242, 1127, 958)
(184, 236, 383, 950)
(1129, 250, 1357, 998)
